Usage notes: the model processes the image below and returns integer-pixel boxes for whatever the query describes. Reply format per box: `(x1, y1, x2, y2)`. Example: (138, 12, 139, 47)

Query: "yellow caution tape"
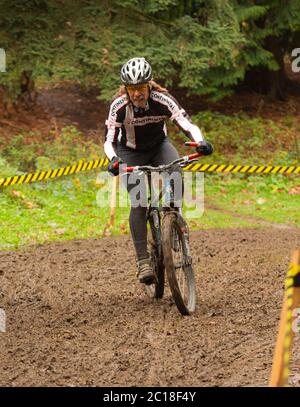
(183, 163, 300, 174)
(0, 158, 109, 188)
(0, 158, 299, 188)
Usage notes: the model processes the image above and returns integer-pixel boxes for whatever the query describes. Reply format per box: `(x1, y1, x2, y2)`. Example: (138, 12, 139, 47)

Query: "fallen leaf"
(54, 228, 66, 235)
(288, 186, 300, 195)
(72, 178, 81, 189)
(47, 222, 58, 227)
(24, 201, 37, 209)
(256, 197, 266, 205)
(95, 180, 106, 188)
(77, 210, 88, 215)
(10, 190, 25, 199)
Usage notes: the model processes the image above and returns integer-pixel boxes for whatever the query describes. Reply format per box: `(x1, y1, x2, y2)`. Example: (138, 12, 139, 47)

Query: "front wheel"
(161, 212, 196, 315)
(144, 213, 165, 299)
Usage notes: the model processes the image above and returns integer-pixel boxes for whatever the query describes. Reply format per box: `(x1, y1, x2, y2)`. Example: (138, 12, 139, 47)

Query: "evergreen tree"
(0, 0, 245, 105)
(232, 0, 300, 99)
(0, 0, 299, 112)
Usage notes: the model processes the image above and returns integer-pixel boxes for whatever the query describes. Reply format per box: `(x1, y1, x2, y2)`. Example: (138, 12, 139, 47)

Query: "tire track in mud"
(0, 227, 299, 387)
(205, 199, 296, 229)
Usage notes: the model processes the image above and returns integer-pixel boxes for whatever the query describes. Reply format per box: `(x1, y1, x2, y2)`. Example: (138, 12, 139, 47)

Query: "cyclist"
(104, 57, 213, 284)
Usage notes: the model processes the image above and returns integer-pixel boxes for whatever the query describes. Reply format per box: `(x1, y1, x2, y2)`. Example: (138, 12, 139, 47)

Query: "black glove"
(196, 140, 213, 156)
(107, 156, 123, 176)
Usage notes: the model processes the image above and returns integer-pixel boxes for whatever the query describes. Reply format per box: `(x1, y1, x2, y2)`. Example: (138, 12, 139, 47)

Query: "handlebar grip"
(185, 142, 199, 147)
(111, 161, 135, 172)
(188, 152, 202, 159)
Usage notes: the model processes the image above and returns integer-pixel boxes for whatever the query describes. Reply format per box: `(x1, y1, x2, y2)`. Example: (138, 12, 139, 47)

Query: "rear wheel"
(161, 212, 196, 315)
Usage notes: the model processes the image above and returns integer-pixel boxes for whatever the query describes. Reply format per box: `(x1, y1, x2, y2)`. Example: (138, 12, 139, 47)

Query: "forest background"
(0, 0, 299, 249)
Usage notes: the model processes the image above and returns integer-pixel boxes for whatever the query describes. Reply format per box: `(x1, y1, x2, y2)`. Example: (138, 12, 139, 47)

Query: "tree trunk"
(0, 85, 15, 118)
(16, 71, 37, 110)
(264, 36, 287, 101)
(241, 36, 288, 100)
(0, 71, 38, 118)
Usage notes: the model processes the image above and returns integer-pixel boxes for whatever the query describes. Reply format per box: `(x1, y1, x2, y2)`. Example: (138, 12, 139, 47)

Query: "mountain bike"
(119, 142, 202, 315)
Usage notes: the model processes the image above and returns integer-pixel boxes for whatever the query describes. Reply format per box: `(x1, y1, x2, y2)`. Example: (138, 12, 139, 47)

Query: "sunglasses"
(126, 84, 149, 92)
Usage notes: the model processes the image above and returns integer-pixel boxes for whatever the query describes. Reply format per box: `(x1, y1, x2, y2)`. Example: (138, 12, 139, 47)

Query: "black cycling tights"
(117, 139, 181, 260)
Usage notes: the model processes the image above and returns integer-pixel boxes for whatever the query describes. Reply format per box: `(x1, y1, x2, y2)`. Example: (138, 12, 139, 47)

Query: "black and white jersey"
(104, 90, 203, 160)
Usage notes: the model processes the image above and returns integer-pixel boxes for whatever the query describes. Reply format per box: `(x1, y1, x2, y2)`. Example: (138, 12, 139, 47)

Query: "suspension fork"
(148, 207, 163, 259)
(172, 210, 193, 267)
(147, 173, 162, 259)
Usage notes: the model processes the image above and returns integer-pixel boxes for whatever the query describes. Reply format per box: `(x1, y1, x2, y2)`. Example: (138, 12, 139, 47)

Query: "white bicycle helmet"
(120, 57, 152, 85)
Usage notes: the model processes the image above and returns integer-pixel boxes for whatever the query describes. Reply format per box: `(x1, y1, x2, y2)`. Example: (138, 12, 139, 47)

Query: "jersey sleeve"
(173, 113, 204, 143)
(151, 91, 204, 143)
(104, 96, 127, 160)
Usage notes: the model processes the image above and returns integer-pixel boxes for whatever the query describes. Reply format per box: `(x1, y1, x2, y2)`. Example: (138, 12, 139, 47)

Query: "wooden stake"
(102, 176, 118, 236)
(109, 175, 118, 227)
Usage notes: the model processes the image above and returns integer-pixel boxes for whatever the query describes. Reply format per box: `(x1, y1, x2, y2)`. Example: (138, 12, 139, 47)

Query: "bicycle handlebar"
(113, 142, 202, 173)
(184, 142, 199, 147)
(125, 155, 202, 173)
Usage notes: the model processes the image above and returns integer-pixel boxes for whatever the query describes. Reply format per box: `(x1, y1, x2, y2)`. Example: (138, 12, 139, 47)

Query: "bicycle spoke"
(162, 213, 196, 315)
(179, 268, 184, 297)
(179, 241, 185, 299)
(174, 261, 183, 269)
(181, 271, 186, 301)
(172, 230, 187, 302)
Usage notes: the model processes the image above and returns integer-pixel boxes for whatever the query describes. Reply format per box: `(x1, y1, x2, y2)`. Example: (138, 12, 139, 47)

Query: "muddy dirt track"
(0, 227, 300, 387)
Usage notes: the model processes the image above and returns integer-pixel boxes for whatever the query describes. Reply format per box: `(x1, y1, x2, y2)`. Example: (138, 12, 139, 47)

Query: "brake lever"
(179, 158, 199, 167)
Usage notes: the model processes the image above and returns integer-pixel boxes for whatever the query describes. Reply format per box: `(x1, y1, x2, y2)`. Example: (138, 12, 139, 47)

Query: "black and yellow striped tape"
(282, 263, 300, 385)
(0, 158, 299, 188)
(0, 158, 109, 188)
(183, 163, 300, 174)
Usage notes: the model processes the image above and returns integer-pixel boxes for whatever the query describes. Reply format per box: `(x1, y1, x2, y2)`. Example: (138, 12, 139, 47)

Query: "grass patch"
(0, 112, 299, 250)
(204, 173, 300, 226)
(0, 170, 298, 250)
(0, 172, 129, 250)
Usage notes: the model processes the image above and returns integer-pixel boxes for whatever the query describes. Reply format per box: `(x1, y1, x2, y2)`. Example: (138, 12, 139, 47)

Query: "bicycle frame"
(116, 141, 203, 242)
(122, 142, 202, 267)
(113, 141, 202, 174)
(117, 142, 202, 207)
(113, 142, 202, 311)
